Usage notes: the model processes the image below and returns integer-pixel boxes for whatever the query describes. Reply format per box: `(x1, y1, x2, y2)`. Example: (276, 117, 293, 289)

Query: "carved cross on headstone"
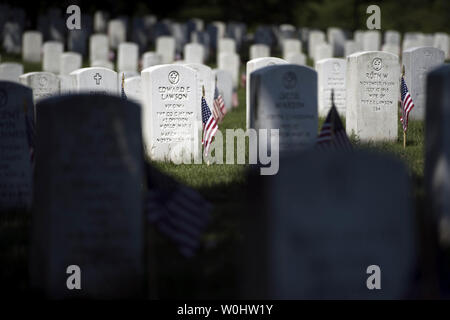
(94, 73, 102, 85)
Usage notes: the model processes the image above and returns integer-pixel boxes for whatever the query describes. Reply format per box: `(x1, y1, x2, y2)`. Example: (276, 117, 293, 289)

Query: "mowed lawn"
(0, 52, 428, 298)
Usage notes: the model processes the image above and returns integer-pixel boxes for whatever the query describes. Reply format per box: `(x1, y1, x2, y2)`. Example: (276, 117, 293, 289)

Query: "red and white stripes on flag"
(214, 85, 226, 116)
(201, 96, 218, 156)
(400, 76, 415, 132)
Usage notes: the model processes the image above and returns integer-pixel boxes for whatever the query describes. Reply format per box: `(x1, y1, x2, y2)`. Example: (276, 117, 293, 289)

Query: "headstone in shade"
(249, 64, 318, 153)
(117, 42, 139, 73)
(424, 65, 450, 246)
(69, 67, 118, 95)
(244, 149, 416, 299)
(89, 34, 109, 64)
(402, 46, 445, 120)
(30, 94, 144, 298)
(42, 41, 63, 74)
(59, 52, 82, 76)
(0, 81, 34, 211)
(246, 57, 287, 129)
(19, 72, 60, 103)
(141, 64, 200, 162)
(316, 58, 346, 117)
(22, 31, 43, 63)
(0, 63, 24, 83)
(346, 51, 399, 142)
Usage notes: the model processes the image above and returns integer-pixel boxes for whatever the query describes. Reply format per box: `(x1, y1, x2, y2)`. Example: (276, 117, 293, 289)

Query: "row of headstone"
(1, 64, 449, 298)
(246, 48, 446, 143)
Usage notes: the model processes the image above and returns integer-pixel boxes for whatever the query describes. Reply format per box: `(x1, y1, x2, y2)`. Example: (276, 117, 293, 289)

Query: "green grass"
(0, 53, 432, 298)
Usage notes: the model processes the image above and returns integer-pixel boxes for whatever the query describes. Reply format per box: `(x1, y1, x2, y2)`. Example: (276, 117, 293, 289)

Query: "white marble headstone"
(142, 52, 163, 69)
(43, 41, 63, 74)
(314, 43, 333, 62)
(22, 31, 43, 63)
(316, 58, 347, 117)
(218, 52, 240, 90)
(402, 46, 445, 120)
(346, 51, 399, 141)
(20, 72, 60, 103)
(282, 39, 302, 60)
(59, 52, 82, 76)
(286, 52, 306, 65)
(141, 64, 200, 162)
(184, 43, 205, 64)
(89, 34, 109, 64)
(0, 63, 24, 83)
(108, 19, 127, 49)
(117, 42, 139, 72)
(363, 31, 381, 51)
(344, 40, 360, 57)
(249, 44, 270, 60)
(156, 36, 176, 64)
(69, 67, 118, 95)
(308, 30, 325, 59)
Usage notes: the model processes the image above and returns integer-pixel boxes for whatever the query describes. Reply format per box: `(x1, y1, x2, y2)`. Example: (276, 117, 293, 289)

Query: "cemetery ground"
(0, 51, 443, 299)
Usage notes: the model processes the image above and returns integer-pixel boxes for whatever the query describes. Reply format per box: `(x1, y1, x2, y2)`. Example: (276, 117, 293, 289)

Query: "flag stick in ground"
(402, 66, 406, 149)
(202, 85, 210, 166)
(400, 65, 415, 150)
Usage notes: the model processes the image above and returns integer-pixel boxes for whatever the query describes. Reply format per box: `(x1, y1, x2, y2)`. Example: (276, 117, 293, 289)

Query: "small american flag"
(400, 75, 414, 132)
(145, 162, 212, 258)
(213, 85, 226, 121)
(121, 73, 127, 100)
(201, 96, 218, 157)
(317, 91, 352, 150)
